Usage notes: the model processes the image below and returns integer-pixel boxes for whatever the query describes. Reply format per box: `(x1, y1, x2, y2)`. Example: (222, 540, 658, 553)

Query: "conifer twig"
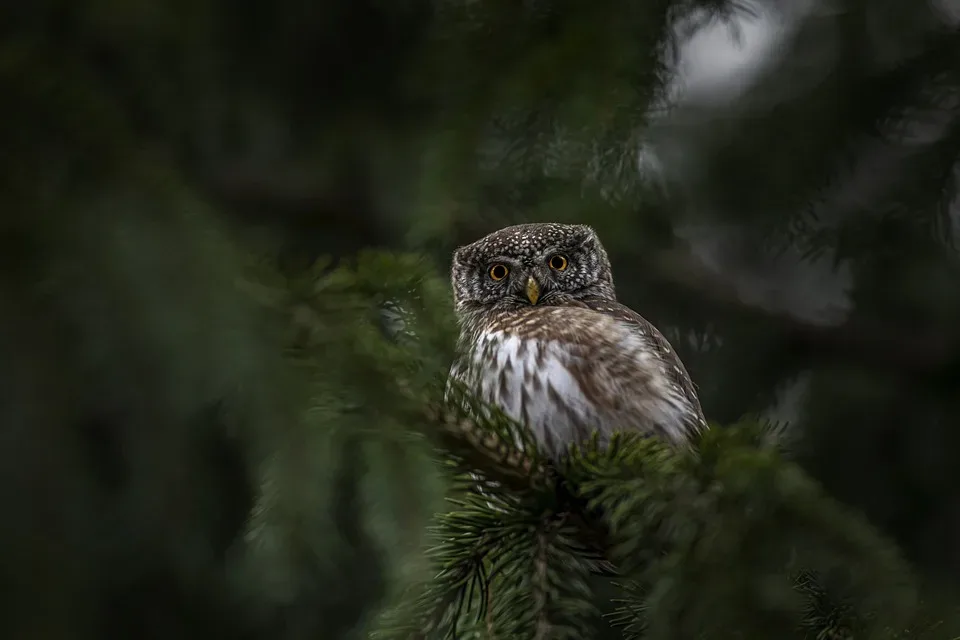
(424, 403, 556, 493)
(532, 527, 552, 640)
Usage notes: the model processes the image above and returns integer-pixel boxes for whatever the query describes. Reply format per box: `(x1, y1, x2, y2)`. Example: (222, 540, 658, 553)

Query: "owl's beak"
(525, 277, 540, 305)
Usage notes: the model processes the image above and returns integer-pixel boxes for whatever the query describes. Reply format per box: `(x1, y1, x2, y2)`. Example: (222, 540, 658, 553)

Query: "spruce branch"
(563, 425, 920, 639)
(531, 527, 552, 640)
(606, 580, 649, 640)
(400, 402, 922, 638)
(399, 404, 918, 638)
(375, 488, 601, 639)
(424, 400, 555, 495)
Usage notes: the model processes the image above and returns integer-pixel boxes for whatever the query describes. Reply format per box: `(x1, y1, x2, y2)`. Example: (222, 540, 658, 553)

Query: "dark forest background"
(3, 0, 960, 638)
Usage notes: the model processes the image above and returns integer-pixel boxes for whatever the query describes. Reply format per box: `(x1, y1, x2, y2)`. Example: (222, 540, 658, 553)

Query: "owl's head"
(450, 222, 615, 315)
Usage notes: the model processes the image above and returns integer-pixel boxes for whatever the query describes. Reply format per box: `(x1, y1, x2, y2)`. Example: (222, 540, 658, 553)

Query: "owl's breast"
(454, 329, 604, 458)
(449, 309, 704, 459)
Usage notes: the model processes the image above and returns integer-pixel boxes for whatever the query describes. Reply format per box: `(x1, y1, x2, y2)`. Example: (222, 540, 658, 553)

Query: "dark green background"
(1, 0, 959, 637)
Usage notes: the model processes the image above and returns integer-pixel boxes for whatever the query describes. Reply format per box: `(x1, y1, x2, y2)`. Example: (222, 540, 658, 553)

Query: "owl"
(448, 222, 706, 461)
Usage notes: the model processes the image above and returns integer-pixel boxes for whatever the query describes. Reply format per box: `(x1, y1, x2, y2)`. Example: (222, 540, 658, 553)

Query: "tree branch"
(424, 404, 556, 493)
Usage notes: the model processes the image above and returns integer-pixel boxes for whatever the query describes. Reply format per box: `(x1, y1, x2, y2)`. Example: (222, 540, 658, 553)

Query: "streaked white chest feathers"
(450, 310, 704, 460)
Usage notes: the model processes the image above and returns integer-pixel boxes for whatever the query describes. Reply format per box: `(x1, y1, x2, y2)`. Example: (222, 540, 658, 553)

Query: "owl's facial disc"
(525, 277, 540, 305)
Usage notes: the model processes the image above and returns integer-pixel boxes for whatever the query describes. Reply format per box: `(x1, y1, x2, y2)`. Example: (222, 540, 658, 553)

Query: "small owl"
(449, 222, 706, 461)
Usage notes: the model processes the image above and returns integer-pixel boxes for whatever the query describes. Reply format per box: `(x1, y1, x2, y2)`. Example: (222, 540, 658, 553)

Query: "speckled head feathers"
(450, 222, 615, 314)
(455, 223, 595, 262)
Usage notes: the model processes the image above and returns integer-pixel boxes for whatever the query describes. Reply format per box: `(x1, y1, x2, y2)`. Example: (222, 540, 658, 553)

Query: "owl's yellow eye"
(489, 263, 509, 281)
(548, 254, 568, 271)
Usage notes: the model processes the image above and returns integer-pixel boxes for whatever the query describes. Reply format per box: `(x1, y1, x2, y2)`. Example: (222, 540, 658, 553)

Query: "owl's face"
(451, 222, 615, 317)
